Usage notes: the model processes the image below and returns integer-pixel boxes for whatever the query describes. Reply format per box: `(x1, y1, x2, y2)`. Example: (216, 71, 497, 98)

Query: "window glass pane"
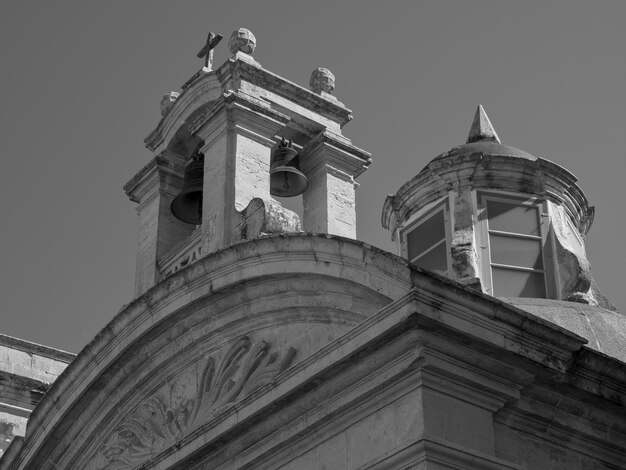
(414, 242, 448, 274)
(406, 210, 446, 260)
(487, 200, 539, 235)
(492, 267, 546, 298)
(490, 234, 543, 269)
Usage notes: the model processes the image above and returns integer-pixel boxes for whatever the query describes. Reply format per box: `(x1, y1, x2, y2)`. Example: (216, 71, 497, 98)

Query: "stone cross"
(197, 32, 223, 71)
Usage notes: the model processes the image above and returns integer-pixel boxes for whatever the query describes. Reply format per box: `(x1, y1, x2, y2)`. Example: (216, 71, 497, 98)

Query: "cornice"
(497, 383, 626, 467)
(406, 273, 587, 368)
(569, 347, 626, 404)
(123, 155, 184, 204)
(0, 371, 48, 396)
(0, 334, 74, 363)
(144, 56, 354, 155)
(123, 156, 166, 201)
(214, 57, 353, 128)
(382, 153, 593, 236)
(300, 131, 372, 178)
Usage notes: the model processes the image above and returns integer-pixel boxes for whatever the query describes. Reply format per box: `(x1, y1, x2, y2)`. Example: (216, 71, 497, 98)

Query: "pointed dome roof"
(432, 105, 537, 162)
(467, 104, 500, 143)
(383, 104, 592, 239)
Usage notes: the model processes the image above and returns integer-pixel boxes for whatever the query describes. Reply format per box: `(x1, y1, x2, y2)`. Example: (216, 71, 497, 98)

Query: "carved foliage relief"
(91, 336, 296, 469)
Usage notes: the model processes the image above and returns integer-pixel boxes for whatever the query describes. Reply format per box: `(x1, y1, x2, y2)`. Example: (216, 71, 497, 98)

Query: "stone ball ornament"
(228, 28, 256, 55)
(310, 68, 335, 95)
(160, 91, 180, 116)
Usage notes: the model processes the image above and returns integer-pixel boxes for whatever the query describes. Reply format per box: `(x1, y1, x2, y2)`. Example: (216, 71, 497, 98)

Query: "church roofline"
(144, 56, 354, 154)
(213, 57, 354, 126)
(16, 232, 626, 469)
(9, 234, 626, 468)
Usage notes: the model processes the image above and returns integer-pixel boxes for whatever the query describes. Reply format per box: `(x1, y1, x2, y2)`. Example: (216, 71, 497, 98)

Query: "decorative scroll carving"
(163, 242, 202, 277)
(186, 99, 220, 136)
(159, 228, 202, 278)
(92, 336, 296, 469)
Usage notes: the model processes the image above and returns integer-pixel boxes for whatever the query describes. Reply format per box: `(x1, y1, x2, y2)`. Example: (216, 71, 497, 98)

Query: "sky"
(1, 1, 625, 353)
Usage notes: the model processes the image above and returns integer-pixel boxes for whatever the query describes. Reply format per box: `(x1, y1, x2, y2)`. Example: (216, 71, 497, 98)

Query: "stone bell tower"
(124, 28, 371, 297)
(383, 105, 615, 309)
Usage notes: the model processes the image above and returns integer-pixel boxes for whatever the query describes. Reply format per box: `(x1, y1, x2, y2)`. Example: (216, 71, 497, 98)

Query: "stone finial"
(310, 68, 335, 95)
(160, 91, 180, 116)
(467, 105, 501, 144)
(228, 28, 256, 55)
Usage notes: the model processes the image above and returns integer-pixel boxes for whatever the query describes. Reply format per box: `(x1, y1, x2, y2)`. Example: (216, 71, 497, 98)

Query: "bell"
(270, 139, 308, 197)
(171, 153, 204, 224)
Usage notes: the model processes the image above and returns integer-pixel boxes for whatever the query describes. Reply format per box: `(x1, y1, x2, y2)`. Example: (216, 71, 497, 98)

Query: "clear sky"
(1, 1, 624, 353)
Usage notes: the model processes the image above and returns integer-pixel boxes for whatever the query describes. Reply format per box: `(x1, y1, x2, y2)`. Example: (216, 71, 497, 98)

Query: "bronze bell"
(171, 153, 204, 224)
(270, 138, 308, 197)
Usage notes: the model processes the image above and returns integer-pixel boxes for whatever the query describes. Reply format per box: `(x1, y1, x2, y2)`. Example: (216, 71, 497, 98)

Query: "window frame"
(400, 198, 452, 276)
(475, 191, 556, 298)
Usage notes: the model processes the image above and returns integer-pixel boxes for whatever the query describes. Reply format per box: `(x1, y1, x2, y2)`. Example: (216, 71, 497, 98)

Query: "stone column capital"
(124, 154, 186, 207)
(299, 131, 371, 178)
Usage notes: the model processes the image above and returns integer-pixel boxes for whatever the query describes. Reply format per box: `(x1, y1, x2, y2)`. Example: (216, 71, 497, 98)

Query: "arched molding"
(14, 235, 414, 469)
(145, 73, 223, 155)
(69, 275, 383, 469)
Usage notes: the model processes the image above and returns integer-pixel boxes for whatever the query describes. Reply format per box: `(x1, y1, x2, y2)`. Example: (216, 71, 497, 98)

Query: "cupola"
(382, 105, 614, 308)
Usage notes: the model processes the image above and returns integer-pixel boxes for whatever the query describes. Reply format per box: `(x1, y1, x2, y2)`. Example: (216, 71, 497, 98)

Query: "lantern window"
(402, 202, 451, 276)
(477, 193, 554, 298)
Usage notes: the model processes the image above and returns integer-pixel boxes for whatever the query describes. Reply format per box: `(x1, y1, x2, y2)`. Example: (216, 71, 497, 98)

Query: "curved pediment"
(15, 235, 414, 469)
(145, 72, 223, 156)
(90, 335, 297, 469)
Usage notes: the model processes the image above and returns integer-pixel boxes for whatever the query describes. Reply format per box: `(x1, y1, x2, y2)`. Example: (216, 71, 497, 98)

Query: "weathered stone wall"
(275, 388, 423, 470)
(127, 55, 371, 297)
(0, 408, 27, 458)
(124, 155, 196, 297)
(0, 335, 73, 459)
(4, 236, 624, 470)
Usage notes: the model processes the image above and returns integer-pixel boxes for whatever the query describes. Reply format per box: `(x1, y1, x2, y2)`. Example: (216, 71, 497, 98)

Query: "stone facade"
(0, 335, 73, 459)
(1, 235, 625, 469)
(126, 41, 370, 297)
(1, 32, 625, 470)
